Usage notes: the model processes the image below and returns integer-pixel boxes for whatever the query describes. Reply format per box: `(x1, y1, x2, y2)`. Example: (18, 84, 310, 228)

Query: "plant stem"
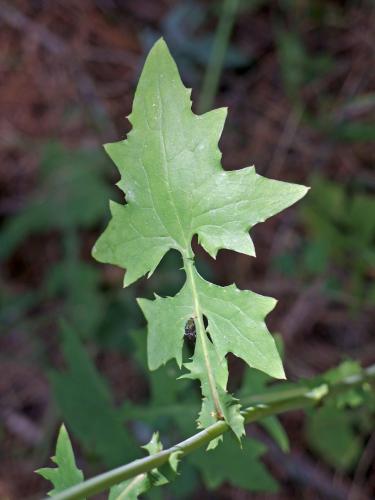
(48, 364, 375, 500)
(183, 256, 223, 419)
(198, 0, 240, 113)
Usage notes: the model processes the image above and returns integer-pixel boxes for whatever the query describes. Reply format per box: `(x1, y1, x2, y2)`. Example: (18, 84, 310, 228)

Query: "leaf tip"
(295, 183, 311, 202)
(123, 272, 133, 288)
(276, 366, 287, 380)
(148, 36, 170, 59)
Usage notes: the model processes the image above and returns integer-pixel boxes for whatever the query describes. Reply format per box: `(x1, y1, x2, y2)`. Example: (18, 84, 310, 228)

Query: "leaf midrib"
(156, 76, 190, 255)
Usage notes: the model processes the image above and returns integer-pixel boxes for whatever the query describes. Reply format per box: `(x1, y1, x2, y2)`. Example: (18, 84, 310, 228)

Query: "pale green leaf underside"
(36, 424, 84, 497)
(92, 38, 308, 438)
(92, 39, 308, 287)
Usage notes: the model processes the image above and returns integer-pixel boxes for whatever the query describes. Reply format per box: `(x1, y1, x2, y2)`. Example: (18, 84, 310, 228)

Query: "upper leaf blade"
(92, 38, 308, 284)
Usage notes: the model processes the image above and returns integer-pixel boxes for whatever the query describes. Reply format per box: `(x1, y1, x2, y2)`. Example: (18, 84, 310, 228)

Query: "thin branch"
(47, 364, 375, 500)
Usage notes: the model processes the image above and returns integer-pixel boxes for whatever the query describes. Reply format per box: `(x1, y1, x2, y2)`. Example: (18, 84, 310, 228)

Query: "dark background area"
(0, 0, 374, 498)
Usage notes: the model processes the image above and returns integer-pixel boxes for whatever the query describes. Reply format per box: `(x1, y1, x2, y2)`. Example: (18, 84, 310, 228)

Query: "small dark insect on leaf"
(184, 318, 196, 344)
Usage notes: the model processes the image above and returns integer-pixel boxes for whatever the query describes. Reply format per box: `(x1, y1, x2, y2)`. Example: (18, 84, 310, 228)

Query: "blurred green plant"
(275, 176, 375, 308)
(305, 360, 375, 471)
(0, 142, 111, 256)
(277, 25, 375, 143)
(277, 29, 333, 105)
(50, 325, 139, 468)
(0, 142, 113, 337)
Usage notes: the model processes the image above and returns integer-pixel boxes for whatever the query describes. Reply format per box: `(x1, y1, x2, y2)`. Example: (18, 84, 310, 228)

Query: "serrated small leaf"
(142, 432, 163, 455)
(36, 424, 84, 497)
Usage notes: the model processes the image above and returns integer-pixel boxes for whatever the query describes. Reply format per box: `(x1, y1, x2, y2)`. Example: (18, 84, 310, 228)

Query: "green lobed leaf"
(92, 38, 308, 284)
(139, 267, 282, 440)
(36, 424, 84, 497)
(139, 269, 283, 378)
(92, 38, 308, 438)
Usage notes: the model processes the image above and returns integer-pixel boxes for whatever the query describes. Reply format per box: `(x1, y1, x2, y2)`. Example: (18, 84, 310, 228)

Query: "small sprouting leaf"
(36, 424, 84, 497)
(92, 38, 308, 439)
(109, 432, 181, 500)
(321, 360, 364, 408)
(142, 431, 163, 455)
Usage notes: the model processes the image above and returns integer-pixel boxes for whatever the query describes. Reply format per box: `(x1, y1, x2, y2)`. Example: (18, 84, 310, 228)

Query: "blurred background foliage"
(0, 0, 374, 498)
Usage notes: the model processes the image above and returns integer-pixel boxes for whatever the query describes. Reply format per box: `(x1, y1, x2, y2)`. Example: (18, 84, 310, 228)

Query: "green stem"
(183, 256, 223, 419)
(198, 0, 240, 113)
(47, 364, 375, 500)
